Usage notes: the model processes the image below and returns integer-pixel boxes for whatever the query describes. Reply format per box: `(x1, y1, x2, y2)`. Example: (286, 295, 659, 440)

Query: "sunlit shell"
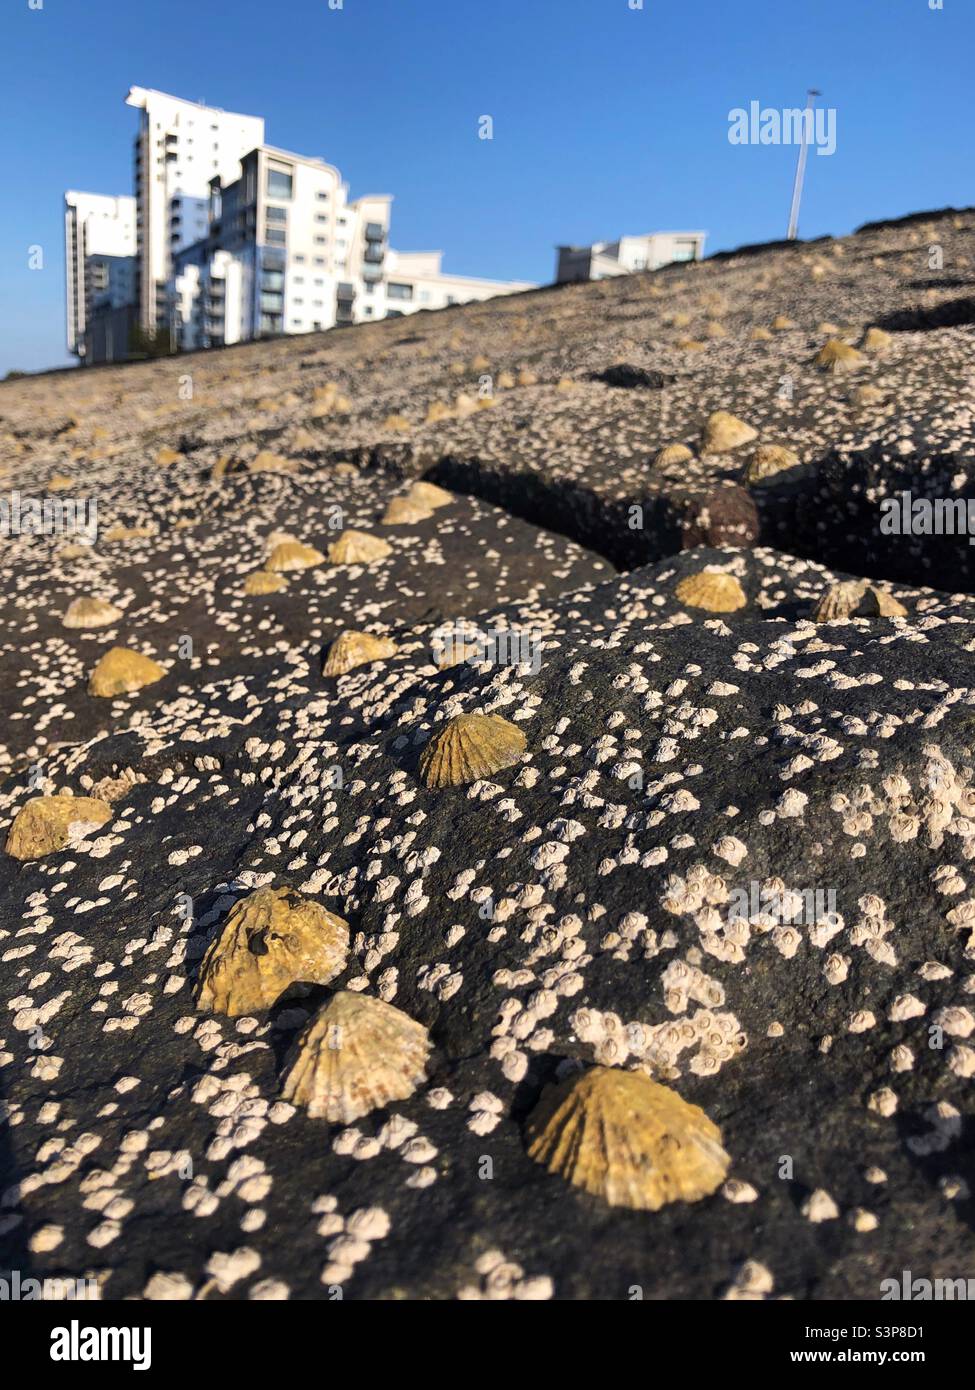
(524, 1066, 730, 1210)
(381, 496, 434, 525)
(861, 326, 892, 354)
(812, 580, 868, 621)
(813, 338, 863, 373)
(244, 570, 288, 596)
(88, 647, 165, 697)
(675, 338, 706, 351)
(196, 886, 349, 1017)
(675, 571, 747, 613)
(327, 531, 392, 565)
(419, 713, 527, 788)
(743, 443, 800, 484)
(47, 474, 75, 492)
(749, 327, 773, 341)
(322, 630, 397, 676)
(851, 384, 884, 406)
(266, 540, 325, 572)
(156, 447, 181, 467)
(382, 414, 412, 432)
(62, 597, 123, 629)
(771, 315, 796, 331)
(103, 524, 154, 543)
(861, 585, 908, 618)
(6, 795, 113, 860)
(653, 444, 694, 468)
(425, 401, 453, 424)
(281, 992, 431, 1122)
(408, 481, 453, 509)
(701, 411, 757, 453)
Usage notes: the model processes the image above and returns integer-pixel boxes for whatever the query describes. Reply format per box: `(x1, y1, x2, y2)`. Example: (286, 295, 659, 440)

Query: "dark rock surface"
(1, 208, 974, 1302)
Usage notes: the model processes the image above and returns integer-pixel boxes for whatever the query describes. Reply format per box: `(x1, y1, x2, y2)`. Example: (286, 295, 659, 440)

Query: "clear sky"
(1, 0, 971, 376)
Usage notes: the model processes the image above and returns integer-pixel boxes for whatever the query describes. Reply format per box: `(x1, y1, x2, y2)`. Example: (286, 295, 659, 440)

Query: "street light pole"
(787, 88, 820, 241)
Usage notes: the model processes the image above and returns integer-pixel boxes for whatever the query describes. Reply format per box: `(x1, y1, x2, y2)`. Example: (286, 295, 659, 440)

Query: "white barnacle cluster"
(457, 1250, 553, 1301)
(570, 999, 743, 1080)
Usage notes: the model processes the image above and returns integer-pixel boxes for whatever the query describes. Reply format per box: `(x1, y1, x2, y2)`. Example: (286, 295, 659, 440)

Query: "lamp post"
(787, 88, 821, 241)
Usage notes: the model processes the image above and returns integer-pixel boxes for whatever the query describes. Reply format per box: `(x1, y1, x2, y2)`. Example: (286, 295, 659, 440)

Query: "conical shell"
(196, 886, 349, 1017)
(653, 444, 694, 469)
(88, 647, 165, 697)
(244, 570, 288, 595)
(701, 411, 757, 453)
(675, 571, 746, 613)
(323, 630, 397, 677)
(408, 481, 453, 509)
(419, 713, 527, 788)
(812, 580, 867, 621)
(327, 531, 392, 565)
(6, 795, 113, 860)
(861, 585, 907, 618)
(47, 474, 75, 492)
(813, 338, 863, 373)
(266, 540, 325, 572)
(771, 315, 796, 331)
(381, 496, 434, 525)
(743, 443, 800, 484)
(281, 992, 430, 1122)
(525, 1067, 730, 1210)
(63, 597, 123, 629)
(860, 326, 892, 354)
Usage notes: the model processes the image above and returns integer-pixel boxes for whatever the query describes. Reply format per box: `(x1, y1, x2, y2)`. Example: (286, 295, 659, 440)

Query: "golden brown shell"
(88, 647, 165, 697)
(525, 1067, 730, 1210)
(327, 530, 393, 565)
(6, 796, 113, 860)
(281, 991, 430, 1122)
(418, 713, 527, 788)
(196, 886, 349, 1017)
(322, 631, 397, 677)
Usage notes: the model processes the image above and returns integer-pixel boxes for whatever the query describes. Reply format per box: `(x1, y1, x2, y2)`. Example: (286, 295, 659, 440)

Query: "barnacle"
(281, 992, 430, 1122)
(408, 481, 453, 509)
(524, 1067, 730, 1209)
(196, 886, 349, 1017)
(418, 713, 527, 788)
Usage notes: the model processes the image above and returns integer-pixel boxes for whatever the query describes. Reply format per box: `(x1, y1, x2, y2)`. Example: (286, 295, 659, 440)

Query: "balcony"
(365, 222, 385, 241)
(363, 245, 384, 264)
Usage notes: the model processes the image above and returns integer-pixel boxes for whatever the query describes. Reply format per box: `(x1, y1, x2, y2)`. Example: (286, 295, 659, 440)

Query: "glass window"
(266, 167, 293, 199)
(387, 282, 413, 301)
(265, 206, 287, 222)
(265, 227, 286, 244)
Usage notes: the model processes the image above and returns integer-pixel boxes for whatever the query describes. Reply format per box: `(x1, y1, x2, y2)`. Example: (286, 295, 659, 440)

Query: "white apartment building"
(172, 147, 534, 348)
(63, 192, 137, 357)
(125, 86, 264, 335)
(172, 144, 393, 348)
(555, 231, 707, 283)
(382, 250, 535, 317)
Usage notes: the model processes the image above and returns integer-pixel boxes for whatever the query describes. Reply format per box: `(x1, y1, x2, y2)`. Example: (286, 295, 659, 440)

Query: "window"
(266, 166, 293, 199)
(387, 282, 413, 301)
(293, 297, 304, 305)
(314, 214, 328, 223)
(293, 275, 304, 284)
(294, 254, 305, 263)
(265, 206, 287, 222)
(316, 191, 329, 201)
(314, 257, 325, 266)
(265, 227, 286, 244)
(262, 271, 284, 291)
(314, 236, 326, 245)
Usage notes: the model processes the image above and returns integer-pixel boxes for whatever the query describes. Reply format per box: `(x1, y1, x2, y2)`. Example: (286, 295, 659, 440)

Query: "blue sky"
(1, 0, 971, 376)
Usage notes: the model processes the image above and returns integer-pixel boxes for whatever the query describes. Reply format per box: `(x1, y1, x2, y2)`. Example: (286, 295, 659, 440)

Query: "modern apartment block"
(126, 86, 264, 337)
(66, 87, 534, 362)
(172, 144, 393, 348)
(63, 192, 137, 358)
(381, 250, 535, 318)
(171, 148, 534, 346)
(555, 231, 707, 283)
